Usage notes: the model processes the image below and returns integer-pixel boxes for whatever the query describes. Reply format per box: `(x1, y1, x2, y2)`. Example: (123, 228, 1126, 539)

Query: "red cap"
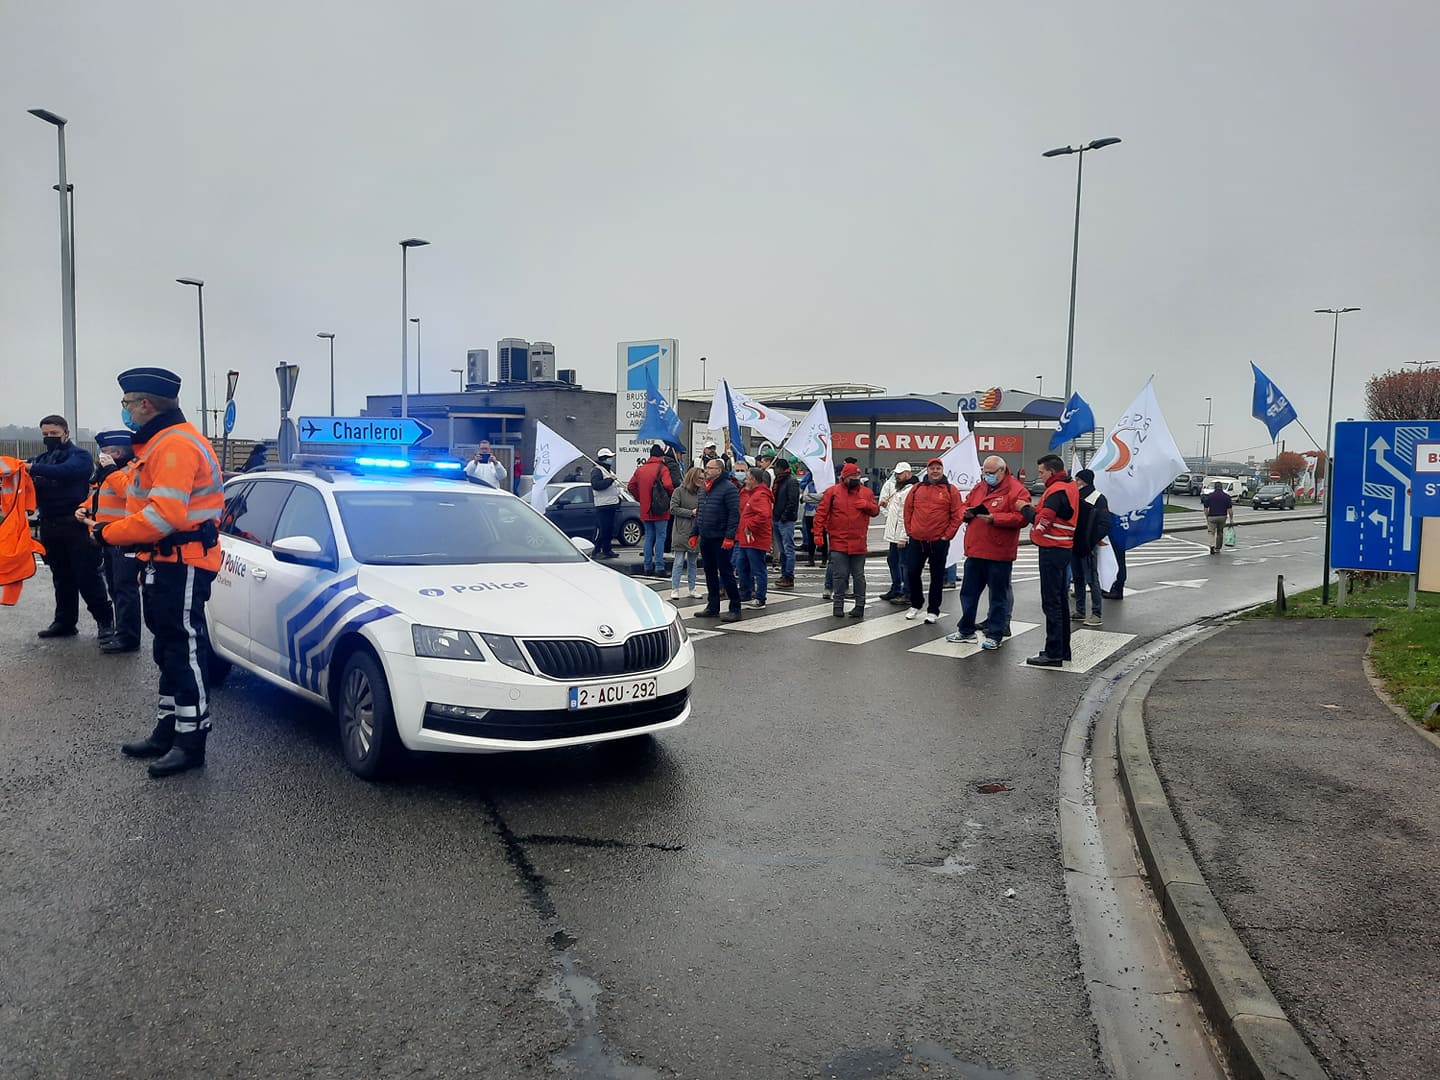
(927, 457, 944, 468)
(840, 462, 860, 478)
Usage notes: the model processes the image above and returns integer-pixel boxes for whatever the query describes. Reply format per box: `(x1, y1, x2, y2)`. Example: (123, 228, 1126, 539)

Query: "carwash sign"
(298, 416, 434, 446)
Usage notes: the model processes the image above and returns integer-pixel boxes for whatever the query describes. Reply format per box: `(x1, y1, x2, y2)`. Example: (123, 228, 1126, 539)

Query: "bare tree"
(1365, 368, 1440, 420)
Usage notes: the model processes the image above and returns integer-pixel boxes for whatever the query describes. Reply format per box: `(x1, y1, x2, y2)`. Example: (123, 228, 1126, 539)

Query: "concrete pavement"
(1117, 619, 1440, 1080)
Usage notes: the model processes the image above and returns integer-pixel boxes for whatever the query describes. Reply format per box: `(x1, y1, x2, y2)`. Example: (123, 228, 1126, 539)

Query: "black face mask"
(43, 436, 63, 451)
(845, 478, 860, 489)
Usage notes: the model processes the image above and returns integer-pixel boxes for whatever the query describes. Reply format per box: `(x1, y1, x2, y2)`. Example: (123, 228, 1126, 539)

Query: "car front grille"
(523, 628, 671, 680)
(423, 690, 689, 741)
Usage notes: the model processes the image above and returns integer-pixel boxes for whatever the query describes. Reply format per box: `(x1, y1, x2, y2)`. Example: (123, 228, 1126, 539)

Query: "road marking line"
(722, 604, 841, 634)
(811, 609, 946, 644)
(907, 621, 1041, 658)
(1017, 629, 1135, 674)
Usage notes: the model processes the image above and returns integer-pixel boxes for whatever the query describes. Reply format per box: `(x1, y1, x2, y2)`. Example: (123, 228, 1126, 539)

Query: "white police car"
(207, 459, 694, 778)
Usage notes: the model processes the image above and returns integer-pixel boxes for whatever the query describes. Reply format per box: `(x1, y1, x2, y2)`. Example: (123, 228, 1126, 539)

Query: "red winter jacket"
(961, 474, 1031, 561)
(738, 483, 774, 549)
(903, 477, 964, 542)
(626, 454, 674, 521)
(813, 482, 879, 554)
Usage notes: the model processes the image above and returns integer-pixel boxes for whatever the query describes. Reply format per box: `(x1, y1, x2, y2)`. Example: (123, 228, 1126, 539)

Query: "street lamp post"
(316, 332, 335, 414)
(1035, 374, 1043, 398)
(1042, 136, 1122, 402)
(450, 367, 465, 391)
(1315, 306, 1361, 605)
(1201, 396, 1214, 465)
(700, 355, 707, 389)
(29, 109, 78, 428)
(410, 316, 422, 394)
(176, 278, 208, 436)
(399, 239, 430, 419)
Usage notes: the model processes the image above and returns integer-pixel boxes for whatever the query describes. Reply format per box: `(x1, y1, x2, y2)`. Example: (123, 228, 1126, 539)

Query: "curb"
(1113, 629, 1329, 1080)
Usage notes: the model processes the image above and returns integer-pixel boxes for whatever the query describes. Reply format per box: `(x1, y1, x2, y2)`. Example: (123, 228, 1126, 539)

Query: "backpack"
(649, 465, 673, 515)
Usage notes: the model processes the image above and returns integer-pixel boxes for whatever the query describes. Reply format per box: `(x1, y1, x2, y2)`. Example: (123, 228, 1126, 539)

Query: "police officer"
(81, 430, 143, 653)
(82, 368, 224, 778)
(28, 413, 113, 639)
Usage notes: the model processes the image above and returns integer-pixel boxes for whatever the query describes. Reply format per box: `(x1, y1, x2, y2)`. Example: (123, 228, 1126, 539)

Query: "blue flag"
(1048, 391, 1096, 451)
(1111, 493, 1165, 552)
(637, 367, 686, 450)
(724, 382, 749, 463)
(1250, 362, 1298, 442)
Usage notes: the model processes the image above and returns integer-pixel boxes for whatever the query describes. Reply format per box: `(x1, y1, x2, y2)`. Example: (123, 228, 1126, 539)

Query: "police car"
(207, 458, 694, 778)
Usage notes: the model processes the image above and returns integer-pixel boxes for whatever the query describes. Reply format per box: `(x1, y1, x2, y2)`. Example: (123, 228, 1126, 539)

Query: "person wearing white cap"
(878, 462, 917, 602)
(590, 448, 621, 558)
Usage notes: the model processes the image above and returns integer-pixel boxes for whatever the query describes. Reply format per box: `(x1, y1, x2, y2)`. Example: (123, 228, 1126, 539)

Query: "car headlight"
(668, 612, 688, 652)
(412, 625, 485, 661)
(479, 633, 533, 674)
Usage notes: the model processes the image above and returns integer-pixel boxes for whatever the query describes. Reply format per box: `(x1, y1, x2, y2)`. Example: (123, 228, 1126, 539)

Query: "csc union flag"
(1089, 378, 1187, 553)
(786, 399, 835, 491)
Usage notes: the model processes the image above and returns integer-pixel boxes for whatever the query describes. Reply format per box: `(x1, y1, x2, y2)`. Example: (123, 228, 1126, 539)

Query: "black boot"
(37, 622, 78, 639)
(121, 717, 175, 758)
(148, 730, 207, 778)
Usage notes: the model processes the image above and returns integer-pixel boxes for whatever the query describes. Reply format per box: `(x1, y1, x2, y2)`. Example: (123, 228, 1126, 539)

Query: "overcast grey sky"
(4, 1, 1436, 459)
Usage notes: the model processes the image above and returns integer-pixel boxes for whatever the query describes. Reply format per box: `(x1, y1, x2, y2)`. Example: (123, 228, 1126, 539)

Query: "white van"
(1201, 476, 1245, 500)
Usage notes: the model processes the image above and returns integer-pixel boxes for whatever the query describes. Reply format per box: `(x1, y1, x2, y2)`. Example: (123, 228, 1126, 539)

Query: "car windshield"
(1258, 485, 1288, 495)
(335, 489, 585, 565)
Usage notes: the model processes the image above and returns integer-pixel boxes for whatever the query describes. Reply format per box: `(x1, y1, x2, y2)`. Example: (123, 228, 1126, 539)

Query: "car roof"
(228, 469, 515, 496)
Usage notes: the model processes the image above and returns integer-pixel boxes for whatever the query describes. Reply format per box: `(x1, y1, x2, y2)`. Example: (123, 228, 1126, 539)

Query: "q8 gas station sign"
(1416, 442, 1440, 517)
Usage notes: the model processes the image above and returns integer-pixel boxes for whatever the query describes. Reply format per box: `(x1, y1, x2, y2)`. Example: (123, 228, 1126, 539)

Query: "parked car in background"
(1250, 483, 1296, 511)
(1202, 476, 1247, 501)
(544, 483, 645, 548)
(1170, 473, 1204, 495)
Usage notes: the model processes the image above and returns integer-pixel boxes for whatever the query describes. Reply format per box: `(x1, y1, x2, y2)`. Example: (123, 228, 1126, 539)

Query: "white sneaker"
(670, 589, 683, 600)
(923, 613, 939, 624)
(905, 608, 922, 621)
(689, 587, 702, 598)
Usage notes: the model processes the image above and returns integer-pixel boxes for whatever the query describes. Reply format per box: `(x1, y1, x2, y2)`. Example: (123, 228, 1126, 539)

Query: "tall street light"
(1042, 136, 1122, 402)
(410, 316, 422, 394)
(176, 277, 208, 436)
(316, 332, 336, 414)
(30, 108, 78, 428)
(1201, 396, 1213, 464)
(700, 355, 707, 389)
(1315, 306, 1361, 605)
(1035, 374, 1044, 398)
(399, 238, 430, 419)
(450, 367, 465, 391)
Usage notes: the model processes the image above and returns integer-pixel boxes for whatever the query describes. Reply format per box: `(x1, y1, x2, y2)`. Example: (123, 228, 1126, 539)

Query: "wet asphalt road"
(0, 519, 1323, 1079)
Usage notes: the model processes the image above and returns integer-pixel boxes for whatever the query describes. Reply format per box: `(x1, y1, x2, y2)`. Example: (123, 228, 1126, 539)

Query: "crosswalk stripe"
(1016, 629, 1135, 674)
(907, 621, 1041, 658)
(723, 604, 843, 634)
(811, 609, 947, 645)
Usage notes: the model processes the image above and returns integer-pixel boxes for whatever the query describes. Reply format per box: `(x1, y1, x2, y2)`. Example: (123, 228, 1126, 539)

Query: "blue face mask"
(121, 407, 139, 432)
(983, 472, 1000, 486)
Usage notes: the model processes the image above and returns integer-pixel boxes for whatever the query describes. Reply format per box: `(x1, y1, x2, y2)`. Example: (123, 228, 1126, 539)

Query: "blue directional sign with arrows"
(1330, 420, 1440, 573)
(297, 416, 434, 447)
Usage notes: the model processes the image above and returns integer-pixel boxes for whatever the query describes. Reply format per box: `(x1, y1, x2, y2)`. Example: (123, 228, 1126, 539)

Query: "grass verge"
(1241, 576, 1440, 730)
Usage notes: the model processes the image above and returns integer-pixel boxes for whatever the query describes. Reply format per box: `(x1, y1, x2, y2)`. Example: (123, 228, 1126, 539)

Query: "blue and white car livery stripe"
(272, 568, 399, 695)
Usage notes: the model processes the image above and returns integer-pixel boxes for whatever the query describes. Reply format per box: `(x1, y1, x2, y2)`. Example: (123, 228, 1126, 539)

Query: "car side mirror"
(571, 536, 596, 556)
(273, 534, 334, 569)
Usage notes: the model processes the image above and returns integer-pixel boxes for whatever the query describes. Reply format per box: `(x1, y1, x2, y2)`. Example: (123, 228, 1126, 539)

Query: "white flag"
(706, 378, 793, 445)
(1089, 377, 1188, 549)
(529, 421, 585, 511)
(939, 411, 984, 568)
(786, 399, 836, 491)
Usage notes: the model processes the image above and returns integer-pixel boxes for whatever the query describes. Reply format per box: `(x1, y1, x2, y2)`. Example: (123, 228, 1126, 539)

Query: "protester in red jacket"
(901, 458, 964, 622)
(626, 444, 675, 576)
(946, 455, 1032, 649)
(813, 462, 879, 618)
(736, 468, 775, 607)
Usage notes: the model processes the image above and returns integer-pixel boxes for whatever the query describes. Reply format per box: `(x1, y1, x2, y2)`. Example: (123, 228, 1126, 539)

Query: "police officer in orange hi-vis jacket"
(80, 368, 224, 778)
(81, 430, 144, 654)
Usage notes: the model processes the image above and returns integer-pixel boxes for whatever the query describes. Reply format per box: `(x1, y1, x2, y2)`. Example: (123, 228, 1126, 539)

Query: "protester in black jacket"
(27, 414, 113, 639)
(690, 457, 742, 621)
(770, 458, 800, 588)
(1071, 468, 1109, 626)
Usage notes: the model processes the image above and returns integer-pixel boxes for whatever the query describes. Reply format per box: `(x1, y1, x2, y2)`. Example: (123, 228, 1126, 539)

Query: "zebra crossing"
(642, 579, 1135, 674)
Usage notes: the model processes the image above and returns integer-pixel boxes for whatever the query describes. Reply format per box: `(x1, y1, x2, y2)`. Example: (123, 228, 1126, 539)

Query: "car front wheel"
(336, 649, 402, 779)
(620, 519, 644, 547)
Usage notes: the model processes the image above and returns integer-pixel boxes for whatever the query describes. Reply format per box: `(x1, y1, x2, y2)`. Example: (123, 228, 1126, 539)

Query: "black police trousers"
(141, 561, 216, 734)
(38, 514, 112, 630)
(104, 547, 143, 645)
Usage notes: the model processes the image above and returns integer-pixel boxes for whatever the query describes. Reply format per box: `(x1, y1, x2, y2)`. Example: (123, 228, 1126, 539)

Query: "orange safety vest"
(0, 456, 46, 606)
(92, 463, 133, 524)
(1031, 477, 1080, 550)
(102, 420, 224, 571)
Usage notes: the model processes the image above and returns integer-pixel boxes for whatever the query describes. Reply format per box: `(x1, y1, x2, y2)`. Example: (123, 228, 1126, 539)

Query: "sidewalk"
(1132, 620, 1440, 1079)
